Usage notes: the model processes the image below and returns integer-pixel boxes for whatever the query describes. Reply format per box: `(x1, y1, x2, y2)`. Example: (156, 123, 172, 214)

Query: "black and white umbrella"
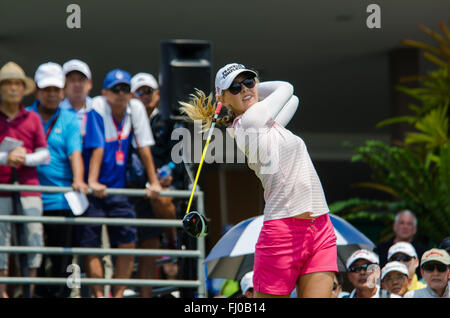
(205, 214, 375, 281)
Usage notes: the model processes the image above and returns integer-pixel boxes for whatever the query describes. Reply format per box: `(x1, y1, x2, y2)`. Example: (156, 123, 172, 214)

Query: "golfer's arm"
(257, 81, 294, 119)
(87, 148, 104, 184)
(137, 146, 159, 185)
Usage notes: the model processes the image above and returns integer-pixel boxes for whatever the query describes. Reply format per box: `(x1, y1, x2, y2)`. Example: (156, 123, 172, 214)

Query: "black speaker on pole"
(160, 39, 212, 120)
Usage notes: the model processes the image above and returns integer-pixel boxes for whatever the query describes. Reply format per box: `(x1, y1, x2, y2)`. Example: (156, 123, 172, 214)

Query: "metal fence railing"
(0, 184, 206, 298)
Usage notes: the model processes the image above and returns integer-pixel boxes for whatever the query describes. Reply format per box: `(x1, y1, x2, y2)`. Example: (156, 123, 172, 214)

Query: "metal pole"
(0, 277, 201, 287)
(0, 184, 207, 297)
(0, 184, 194, 199)
(0, 215, 182, 227)
(0, 246, 201, 258)
(196, 191, 206, 298)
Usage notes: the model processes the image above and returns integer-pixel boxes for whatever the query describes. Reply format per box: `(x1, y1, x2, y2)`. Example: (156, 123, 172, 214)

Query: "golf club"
(182, 102, 223, 238)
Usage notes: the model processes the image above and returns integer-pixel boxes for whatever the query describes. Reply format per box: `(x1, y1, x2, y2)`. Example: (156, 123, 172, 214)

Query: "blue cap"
(103, 69, 131, 89)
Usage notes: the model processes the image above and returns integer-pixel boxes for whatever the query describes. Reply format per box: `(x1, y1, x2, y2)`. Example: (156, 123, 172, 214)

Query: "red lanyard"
(45, 115, 59, 140)
(112, 117, 124, 151)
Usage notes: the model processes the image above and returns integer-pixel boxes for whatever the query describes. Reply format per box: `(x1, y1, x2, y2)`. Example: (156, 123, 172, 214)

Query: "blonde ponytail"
(179, 88, 235, 132)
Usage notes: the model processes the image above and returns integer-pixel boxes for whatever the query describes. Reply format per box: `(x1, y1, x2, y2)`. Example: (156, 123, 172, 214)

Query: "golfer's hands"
(145, 181, 162, 199)
(7, 147, 26, 168)
(89, 181, 107, 198)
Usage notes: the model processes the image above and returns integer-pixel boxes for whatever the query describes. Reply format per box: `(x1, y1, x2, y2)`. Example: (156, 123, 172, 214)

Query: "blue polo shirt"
(82, 96, 154, 189)
(27, 101, 82, 211)
(59, 96, 92, 133)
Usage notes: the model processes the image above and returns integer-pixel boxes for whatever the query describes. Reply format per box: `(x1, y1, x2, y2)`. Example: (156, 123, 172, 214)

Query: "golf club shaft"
(185, 103, 223, 214)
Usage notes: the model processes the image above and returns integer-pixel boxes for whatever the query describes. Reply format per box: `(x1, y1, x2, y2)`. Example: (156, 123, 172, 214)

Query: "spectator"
(130, 72, 177, 298)
(27, 62, 88, 298)
(404, 248, 449, 298)
(331, 272, 346, 298)
(159, 256, 179, 280)
(439, 237, 450, 254)
(152, 256, 180, 298)
(381, 261, 410, 297)
(77, 69, 161, 298)
(375, 209, 427, 277)
(60, 59, 93, 127)
(346, 249, 400, 298)
(239, 271, 254, 298)
(0, 61, 49, 298)
(387, 241, 426, 291)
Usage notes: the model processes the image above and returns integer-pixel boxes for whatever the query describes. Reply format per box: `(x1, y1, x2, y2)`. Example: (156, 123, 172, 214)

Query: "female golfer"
(180, 63, 337, 298)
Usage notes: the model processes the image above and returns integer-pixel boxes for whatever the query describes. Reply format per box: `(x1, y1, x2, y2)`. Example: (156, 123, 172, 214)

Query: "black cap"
(439, 237, 450, 253)
(183, 211, 208, 238)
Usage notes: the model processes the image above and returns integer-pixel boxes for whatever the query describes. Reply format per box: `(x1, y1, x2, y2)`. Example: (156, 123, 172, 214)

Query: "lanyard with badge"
(44, 108, 60, 141)
(112, 116, 125, 166)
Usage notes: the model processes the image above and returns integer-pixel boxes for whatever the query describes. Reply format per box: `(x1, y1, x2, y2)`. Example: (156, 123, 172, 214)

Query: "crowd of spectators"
(0, 61, 448, 299)
(0, 60, 183, 298)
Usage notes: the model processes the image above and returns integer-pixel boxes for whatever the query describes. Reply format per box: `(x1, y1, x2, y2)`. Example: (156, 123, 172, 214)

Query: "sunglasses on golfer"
(228, 76, 256, 95)
(390, 255, 413, 262)
(134, 87, 154, 97)
(422, 262, 448, 273)
(348, 263, 373, 273)
(110, 83, 131, 94)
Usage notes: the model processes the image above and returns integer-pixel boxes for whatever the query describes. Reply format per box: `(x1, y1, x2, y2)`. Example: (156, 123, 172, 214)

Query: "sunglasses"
(348, 263, 372, 273)
(110, 84, 131, 94)
(390, 255, 413, 262)
(422, 262, 448, 273)
(134, 87, 154, 97)
(228, 77, 256, 95)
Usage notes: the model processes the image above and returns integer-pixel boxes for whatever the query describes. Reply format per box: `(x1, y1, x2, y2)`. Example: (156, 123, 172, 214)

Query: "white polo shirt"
(228, 81, 329, 221)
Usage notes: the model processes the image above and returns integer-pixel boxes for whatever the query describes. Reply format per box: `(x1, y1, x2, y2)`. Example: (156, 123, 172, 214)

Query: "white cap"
(240, 271, 254, 294)
(381, 261, 410, 280)
(62, 59, 92, 79)
(346, 249, 379, 270)
(388, 242, 418, 261)
(215, 63, 258, 96)
(34, 62, 65, 89)
(131, 72, 159, 93)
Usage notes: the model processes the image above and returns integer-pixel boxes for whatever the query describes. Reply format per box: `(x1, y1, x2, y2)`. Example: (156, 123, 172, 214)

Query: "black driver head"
(183, 211, 208, 238)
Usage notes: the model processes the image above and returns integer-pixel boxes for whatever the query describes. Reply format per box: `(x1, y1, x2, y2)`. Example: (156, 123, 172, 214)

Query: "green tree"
(330, 21, 450, 245)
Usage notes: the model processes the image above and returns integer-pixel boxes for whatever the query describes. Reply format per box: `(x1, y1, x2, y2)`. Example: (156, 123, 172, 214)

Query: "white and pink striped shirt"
(228, 81, 329, 221)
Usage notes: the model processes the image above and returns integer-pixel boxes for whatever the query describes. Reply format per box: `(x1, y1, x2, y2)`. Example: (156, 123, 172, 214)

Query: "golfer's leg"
(296, 271, 334, 298)
(112, 242, 135, 298)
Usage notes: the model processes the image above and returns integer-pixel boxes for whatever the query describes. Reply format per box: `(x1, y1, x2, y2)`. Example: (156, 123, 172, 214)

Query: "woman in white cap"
(180, 63, 337, 298)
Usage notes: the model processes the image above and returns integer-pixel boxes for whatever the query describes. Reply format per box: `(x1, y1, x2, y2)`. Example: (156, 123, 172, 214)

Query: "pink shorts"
(253, 213, 337, 295)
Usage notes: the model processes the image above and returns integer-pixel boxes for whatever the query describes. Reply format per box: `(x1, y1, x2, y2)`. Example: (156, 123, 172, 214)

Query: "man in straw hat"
(0, 61, 50, 298)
